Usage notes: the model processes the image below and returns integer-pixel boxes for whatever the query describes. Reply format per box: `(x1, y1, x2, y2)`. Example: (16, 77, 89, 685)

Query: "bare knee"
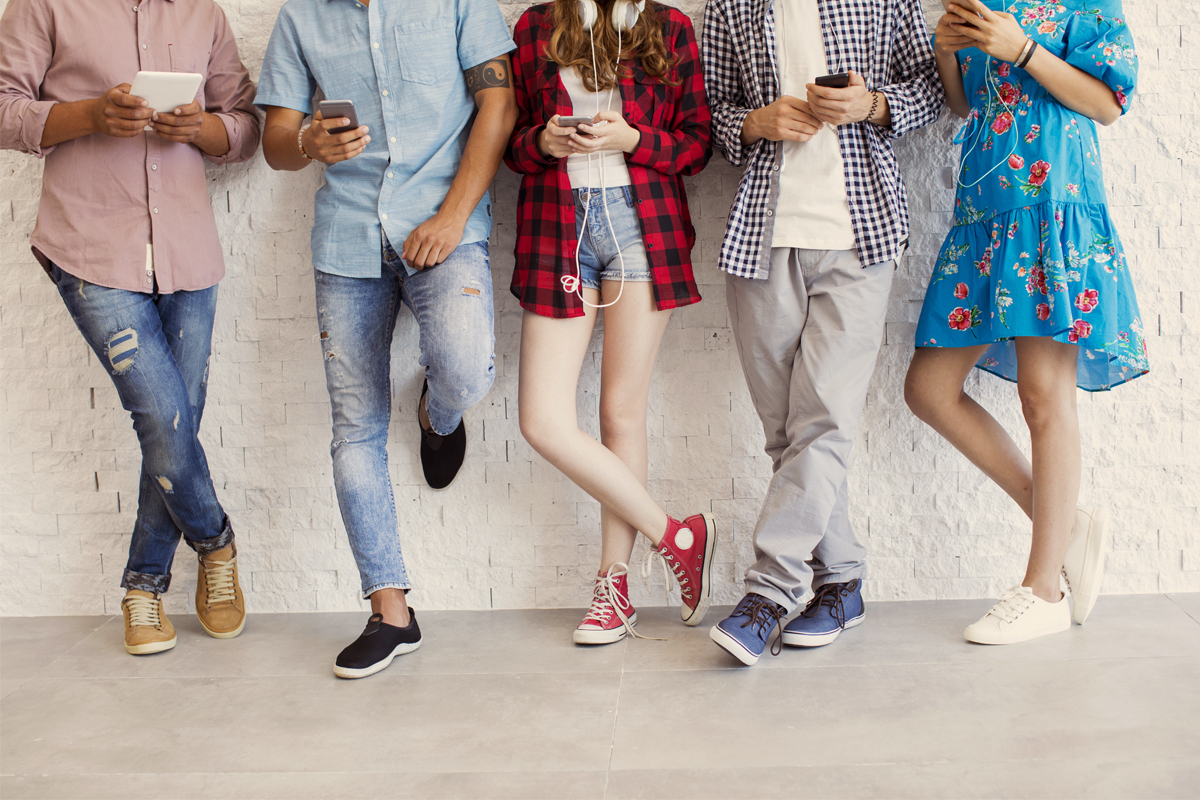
(519, 405, 567, 460)
(1018, 382, 1072, 431)
(904, 361, 951, 423)
(599, 397, 646, 445)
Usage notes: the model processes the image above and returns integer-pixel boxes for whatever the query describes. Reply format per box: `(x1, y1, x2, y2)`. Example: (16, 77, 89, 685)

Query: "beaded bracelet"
(298, 123, 313, 162)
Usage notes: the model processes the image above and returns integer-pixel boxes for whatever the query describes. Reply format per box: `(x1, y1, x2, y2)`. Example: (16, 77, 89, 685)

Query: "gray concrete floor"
(2, 594, 1199, 800)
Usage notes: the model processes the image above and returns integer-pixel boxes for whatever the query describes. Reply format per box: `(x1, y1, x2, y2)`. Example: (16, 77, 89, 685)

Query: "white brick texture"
(1, 0, 1197, 616)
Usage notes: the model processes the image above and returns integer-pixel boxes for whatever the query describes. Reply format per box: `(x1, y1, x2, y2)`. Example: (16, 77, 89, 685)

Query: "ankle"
(1023, 581, 1063, 604)
(370, 589, 412, 627)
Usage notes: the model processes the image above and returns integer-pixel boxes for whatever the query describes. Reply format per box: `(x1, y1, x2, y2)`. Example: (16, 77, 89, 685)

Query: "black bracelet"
(1016, 40, 1039, 69)
(867, 91, 880, 124)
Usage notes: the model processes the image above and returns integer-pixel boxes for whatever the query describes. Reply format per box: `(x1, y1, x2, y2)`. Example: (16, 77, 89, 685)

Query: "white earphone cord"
(561, 2, 633, 309)
(956, 55, 1020, 189)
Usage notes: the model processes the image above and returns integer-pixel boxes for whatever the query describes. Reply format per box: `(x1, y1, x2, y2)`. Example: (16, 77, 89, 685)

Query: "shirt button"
(153, 208, 158, 214)
(772, 166, 779, 171)
(382, 90, 389, 97)
(381, 213, 388, 220)
(387, 172, 393, 178)
(151, 164, 158, 171)
(141, 44, 147, 49)
(373, 43, 380, 49)
(390, 137, 396, 143)
(766, 210, 774, 217)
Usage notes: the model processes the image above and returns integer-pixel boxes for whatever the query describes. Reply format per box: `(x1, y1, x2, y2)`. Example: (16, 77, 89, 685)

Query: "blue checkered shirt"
(702, 0, 944, 278)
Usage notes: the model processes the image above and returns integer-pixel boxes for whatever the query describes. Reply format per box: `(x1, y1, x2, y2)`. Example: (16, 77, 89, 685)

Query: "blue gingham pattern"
(702, 0, 944, 278)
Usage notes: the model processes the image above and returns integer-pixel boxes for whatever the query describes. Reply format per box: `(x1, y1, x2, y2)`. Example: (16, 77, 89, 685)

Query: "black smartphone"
(318, 100, 360, 135)
(814, 73, 850, 89)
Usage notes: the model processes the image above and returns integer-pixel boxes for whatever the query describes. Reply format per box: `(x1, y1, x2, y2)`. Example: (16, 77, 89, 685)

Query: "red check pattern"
(505, 2, 712, 319)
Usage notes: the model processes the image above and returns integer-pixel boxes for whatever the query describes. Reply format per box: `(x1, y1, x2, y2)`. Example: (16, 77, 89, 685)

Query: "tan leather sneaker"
(196, 543, 246, 638)
(122, 590, 177, 655)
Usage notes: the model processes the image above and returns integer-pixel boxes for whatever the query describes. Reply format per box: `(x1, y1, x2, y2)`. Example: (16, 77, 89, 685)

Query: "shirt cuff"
(718, 106, 752, 166)
(17, 99, 57, 158)
(875, 86, 908, 139)
(202, 111, 248, 165)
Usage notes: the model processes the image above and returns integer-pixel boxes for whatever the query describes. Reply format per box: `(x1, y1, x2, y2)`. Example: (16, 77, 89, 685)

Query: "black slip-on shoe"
(419, 380, 467, 491)
(333, 611, 422, 679)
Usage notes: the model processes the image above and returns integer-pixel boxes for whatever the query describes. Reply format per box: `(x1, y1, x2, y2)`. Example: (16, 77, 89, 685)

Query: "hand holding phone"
(814, 73, 850, 89)
(303, 102, 370, 165)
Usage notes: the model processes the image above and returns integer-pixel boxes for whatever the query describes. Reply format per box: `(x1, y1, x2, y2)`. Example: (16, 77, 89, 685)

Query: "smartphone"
(557, 115, 595, 128)
(814, 73, 850, 89)
(318, 100, 359, 135)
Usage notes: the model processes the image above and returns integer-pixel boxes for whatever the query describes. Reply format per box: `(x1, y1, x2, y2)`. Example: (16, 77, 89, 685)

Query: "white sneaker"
(964, 585, 1071, 645)
(1062, 507, 1110, 625)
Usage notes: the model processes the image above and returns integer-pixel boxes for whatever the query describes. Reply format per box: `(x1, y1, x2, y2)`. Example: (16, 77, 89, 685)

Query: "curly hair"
(545, 0, 680, 91)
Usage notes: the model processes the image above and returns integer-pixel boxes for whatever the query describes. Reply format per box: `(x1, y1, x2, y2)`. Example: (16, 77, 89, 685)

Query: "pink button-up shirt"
(0, 0, 260, 293)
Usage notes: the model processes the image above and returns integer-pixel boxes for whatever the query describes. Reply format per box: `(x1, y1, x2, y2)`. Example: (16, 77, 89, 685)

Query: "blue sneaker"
(781, 579, 865, 647)
(709, 594, 787, 666)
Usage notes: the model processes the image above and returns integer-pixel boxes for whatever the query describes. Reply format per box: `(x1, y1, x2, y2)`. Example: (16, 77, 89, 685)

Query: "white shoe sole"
(1071, 507, 1109, 625)
(199, 614, 246, 639)
(964, 617, 1070, 645)
(333, 639, 422, 679)
(710, 624, 761, 666)
(574, 613, 638, 645)
(781, 612, 865, 648)
(126, 636, 177, 655)
(681, 513, 717, 627)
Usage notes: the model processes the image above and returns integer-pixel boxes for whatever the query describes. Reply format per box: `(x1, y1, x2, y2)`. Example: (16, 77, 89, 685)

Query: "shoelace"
(800, 581, 858, 628)
(125, 594, 163, 628)
(986, 585, 1035, 625)
(583, 564, 663, 641)
(736, 594, 786, 656)
(642, 526, 696, 603)
(202, 555, 238, 606)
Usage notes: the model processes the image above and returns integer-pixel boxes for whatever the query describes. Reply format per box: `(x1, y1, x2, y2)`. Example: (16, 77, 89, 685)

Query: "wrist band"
(867, 91, 880, 124)
(298, 123, 313, 162)
(1015, 38, 1037, 69)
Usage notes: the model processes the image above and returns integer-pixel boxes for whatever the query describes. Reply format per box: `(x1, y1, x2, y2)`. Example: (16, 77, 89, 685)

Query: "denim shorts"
(572, 186, 652, 290)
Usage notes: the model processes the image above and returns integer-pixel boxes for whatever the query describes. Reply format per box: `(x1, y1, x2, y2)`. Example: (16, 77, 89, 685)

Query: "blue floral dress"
(915, 0, 1149, 391)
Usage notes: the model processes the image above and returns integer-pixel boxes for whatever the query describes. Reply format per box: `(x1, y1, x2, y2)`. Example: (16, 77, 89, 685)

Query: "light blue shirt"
(256, 0, 515, 277)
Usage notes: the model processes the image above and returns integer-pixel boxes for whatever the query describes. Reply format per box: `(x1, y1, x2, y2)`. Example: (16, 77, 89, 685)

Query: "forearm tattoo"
(465, 58, 511, 95)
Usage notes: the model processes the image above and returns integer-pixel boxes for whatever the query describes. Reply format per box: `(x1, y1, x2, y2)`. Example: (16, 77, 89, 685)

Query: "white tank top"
(559, 67, 633, 189)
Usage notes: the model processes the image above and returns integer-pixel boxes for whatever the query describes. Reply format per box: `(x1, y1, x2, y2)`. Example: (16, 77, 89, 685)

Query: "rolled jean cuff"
(122, 569, 171, 594)
(185, 518, 235, 557)
(362, 581, 411, 601)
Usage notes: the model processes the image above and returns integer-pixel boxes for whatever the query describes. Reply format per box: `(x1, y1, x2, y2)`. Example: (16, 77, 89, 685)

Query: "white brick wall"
(1, 0, 1196, 616)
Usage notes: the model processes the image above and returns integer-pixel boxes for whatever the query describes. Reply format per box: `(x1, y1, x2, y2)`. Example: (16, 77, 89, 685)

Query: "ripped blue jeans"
(51, 264, 233, 595)
(314, 239, 495, 597)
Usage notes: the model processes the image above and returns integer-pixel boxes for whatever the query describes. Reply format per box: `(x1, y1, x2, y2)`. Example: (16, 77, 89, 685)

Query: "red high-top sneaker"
(574, 564, 637, 645)
(656, 513, 717, 626)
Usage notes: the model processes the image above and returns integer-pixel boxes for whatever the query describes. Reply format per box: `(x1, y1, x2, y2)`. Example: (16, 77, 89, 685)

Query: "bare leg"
(518, 291, 670, 545)
(596, 281, 673, 571)
(370, 587, 411, 627)
(904, 345, 1034, 518)
(1014, 337, 1081, 602)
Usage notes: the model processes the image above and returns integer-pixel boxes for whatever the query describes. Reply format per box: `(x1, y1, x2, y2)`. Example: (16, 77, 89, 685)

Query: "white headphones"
(577, 0, 645, 33)
(560, 0, 648, 309)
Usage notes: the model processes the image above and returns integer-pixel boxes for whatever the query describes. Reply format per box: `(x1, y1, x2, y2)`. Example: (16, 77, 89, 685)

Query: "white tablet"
(129, 71, 203, 129)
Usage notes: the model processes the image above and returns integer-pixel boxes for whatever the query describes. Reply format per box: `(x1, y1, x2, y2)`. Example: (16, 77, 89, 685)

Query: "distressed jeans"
(314, 239, 495, 597)
(51, 264, 234, 595)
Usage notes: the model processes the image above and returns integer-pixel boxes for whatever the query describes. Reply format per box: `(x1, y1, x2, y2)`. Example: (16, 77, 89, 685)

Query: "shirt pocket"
(394, 18, 457, 85)
(631, 69, 669, 129)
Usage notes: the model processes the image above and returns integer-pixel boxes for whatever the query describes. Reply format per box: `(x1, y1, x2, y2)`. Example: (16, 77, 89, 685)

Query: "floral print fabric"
(915, 0, 1149, 391)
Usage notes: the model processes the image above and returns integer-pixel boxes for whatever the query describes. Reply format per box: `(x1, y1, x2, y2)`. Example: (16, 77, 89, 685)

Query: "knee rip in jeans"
(106, 328, 138, 374)
(462, 279, 483, 298)
(156, 476, 174, 493)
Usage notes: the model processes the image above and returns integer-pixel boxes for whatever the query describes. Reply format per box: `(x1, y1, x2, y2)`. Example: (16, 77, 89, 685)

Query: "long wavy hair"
(545, 0, 679, 91)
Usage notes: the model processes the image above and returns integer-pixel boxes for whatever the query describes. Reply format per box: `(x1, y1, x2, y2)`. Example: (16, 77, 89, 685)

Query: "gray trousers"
(726, 248, 894, 612)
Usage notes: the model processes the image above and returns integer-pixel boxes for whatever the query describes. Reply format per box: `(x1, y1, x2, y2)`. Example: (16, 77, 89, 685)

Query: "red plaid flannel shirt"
(504, 2, 712, 319)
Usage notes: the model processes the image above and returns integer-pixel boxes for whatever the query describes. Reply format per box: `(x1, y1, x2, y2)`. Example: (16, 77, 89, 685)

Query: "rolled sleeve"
(255, 9, 317, 115)
(875, 0, 943, 140)
(701, 0, 753, 167)
(202, 6, 260, 165)
(456, 0, 516, 72)
(0, 0, 57, 157)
